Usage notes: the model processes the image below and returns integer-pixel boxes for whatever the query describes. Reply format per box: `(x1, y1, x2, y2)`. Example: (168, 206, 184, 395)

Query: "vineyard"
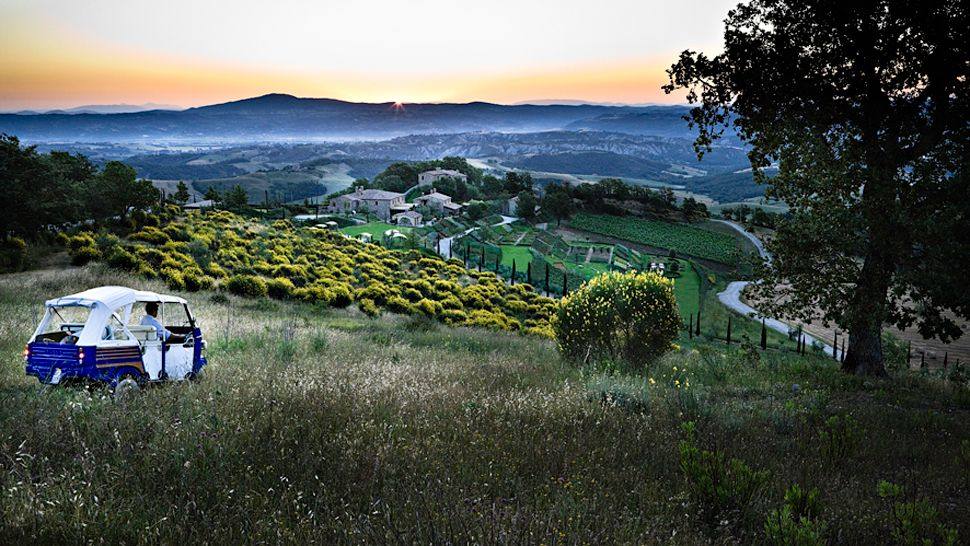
(569, 213, 742, 264)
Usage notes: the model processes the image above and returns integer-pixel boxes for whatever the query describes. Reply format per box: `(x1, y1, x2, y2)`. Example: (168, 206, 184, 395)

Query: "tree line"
(0, 134, 158, 238)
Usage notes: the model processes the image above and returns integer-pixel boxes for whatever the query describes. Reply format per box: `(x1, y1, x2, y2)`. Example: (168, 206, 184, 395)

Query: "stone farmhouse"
(417, 169, 467, 187)
(414, 191, 462, 215)
(327, 187, 414, 221)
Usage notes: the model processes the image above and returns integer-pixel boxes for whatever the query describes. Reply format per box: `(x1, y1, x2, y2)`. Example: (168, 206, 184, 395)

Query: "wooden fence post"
(726, 316, 732, 345)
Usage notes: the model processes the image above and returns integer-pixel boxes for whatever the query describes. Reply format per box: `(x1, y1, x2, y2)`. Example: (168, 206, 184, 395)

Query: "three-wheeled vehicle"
(24, 286, 207, 389)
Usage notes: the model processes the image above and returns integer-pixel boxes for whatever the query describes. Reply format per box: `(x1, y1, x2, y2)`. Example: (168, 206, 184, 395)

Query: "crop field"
(1, 267, 967, 543)
(569, 213, 743, 264)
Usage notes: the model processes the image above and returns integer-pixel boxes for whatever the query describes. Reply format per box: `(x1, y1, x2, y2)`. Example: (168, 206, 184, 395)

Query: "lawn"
(1, 267, 967, 543)
(671, 259, 700, 318)
(569, 213, 743, 264)
(340, 222, 410, 238)
(499, 245, 534, 269)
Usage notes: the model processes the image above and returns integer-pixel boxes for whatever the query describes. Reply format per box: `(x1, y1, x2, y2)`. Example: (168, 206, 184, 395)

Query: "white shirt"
(140, 314, 172, 341)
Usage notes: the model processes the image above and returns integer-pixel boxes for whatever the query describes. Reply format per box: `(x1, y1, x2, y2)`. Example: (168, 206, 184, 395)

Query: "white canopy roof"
(46, 286, 186, 309)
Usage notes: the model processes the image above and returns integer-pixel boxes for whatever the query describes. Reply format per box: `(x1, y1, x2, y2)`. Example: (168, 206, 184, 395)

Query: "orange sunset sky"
(0, 0, 734, 110)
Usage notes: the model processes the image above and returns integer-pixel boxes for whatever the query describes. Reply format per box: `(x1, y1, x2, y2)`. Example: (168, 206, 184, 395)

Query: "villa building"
(327, 187, 413, 220)
(417, 169, 467, 187)
(414, 191, 462, 215)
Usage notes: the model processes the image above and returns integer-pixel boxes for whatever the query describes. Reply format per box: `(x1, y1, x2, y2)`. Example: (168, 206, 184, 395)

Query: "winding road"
(713, 220, 840, 358)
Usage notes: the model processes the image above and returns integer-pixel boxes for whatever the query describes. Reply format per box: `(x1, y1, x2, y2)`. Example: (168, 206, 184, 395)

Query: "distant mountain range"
(6, 103, 181, 115)
(0, 93, 701, 142)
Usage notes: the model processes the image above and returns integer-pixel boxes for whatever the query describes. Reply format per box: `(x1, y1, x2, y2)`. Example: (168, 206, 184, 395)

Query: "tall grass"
(0, 266, 967, 543)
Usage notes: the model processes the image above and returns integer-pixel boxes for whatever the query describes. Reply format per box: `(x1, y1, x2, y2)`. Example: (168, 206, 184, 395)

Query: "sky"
(0, 0, 735, 110)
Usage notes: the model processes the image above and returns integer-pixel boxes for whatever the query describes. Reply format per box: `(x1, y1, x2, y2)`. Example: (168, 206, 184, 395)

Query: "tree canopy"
(0, 135, 159, 237)
(665, 0, 969, 375)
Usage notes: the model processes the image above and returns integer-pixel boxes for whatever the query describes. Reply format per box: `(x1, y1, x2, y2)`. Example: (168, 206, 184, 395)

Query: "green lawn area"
(500, 245, 534, 269)
(341, 222, 411, 238)
(671, 259, 700, 318)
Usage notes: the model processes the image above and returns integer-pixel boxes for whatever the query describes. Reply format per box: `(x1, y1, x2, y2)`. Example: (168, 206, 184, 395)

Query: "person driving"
(140, 302, 172, 341)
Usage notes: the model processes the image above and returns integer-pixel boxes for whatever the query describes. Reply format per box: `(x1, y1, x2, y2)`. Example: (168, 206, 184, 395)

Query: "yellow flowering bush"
(553, 271, 680, 366)
(73, 211, 557, 335)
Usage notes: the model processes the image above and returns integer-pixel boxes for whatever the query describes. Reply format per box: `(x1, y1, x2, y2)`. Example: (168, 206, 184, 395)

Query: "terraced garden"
(569, 213, 743, 264)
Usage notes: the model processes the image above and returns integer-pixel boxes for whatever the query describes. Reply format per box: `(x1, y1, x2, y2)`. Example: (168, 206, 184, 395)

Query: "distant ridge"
(0, 93, 695, 142)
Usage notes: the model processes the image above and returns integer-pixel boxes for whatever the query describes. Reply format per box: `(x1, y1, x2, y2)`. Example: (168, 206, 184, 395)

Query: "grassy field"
(2, 267, 967, 543)
(340, 222, 410, 238)
(672, 260, 701, 319)
(569, 213, 745, 265)
(499, 244, 533, 269)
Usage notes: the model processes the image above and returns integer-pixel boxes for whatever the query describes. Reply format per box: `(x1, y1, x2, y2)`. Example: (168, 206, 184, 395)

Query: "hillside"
(0, 94, 696, 142)
(1, 266, 967, 543)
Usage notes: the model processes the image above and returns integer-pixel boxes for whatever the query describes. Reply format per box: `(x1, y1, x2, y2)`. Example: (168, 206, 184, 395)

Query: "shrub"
(877, 481, 958, 545)
(415, 298, 443, 318)
(182, 269, 214, 292)
(226, 275, 268, 298)
(130, 226, 171, 245)
(105, 248, 141, 271)
(817, 414, 861, 465)
(0, 237, 28, 272)
(764, 484, 827, 545)
(267, 277, 296, 299)
(71, 245, 100, 266)
(554, 271, 680, 367)
(67, 232, 96, 252)
(160, 267, 185, 291)
(386, 295, 413, 314)
(679, 421, 769, 526)
(357, 298, 380, 317)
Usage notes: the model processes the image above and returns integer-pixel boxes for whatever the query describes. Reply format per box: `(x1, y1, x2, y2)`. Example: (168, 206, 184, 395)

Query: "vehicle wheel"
(113, 375, 141, 401)
(186, 370, 202, 382)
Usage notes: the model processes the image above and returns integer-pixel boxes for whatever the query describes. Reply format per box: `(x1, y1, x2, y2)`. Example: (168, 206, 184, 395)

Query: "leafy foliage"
(554, 271, 680, 366)
(665, 0, 970, 375)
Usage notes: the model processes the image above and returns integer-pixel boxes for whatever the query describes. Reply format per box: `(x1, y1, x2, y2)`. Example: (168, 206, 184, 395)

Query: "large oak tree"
(665, 0, 969, 375)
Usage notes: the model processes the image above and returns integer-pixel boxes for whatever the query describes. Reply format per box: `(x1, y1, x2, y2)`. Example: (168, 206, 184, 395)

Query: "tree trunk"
(842, 250, 892, 377)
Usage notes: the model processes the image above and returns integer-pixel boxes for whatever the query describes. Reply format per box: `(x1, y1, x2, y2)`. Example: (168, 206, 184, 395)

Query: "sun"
(391, 101, 405, 112)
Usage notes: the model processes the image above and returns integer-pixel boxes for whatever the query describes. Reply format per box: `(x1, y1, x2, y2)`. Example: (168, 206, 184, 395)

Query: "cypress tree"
(833, 332, 839, 360)
(920, 351, 926, 369)
(727, 316, 732, 344)
(494, 253, 500, 273)
(943, 352, 949, 369)
(760, 318, 767, 350)
(544, 263, 550, 294)
(478, 246, 483, 272)
(689, 313, 694, 339)
(695, 309, 701, 336)
(526, 261, 532, 285)
(562, 271, 568, 297)
(511, 260, 517, 285)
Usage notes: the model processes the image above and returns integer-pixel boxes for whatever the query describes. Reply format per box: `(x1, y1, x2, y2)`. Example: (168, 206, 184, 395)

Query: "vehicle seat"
(128, 325, 158, 341)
